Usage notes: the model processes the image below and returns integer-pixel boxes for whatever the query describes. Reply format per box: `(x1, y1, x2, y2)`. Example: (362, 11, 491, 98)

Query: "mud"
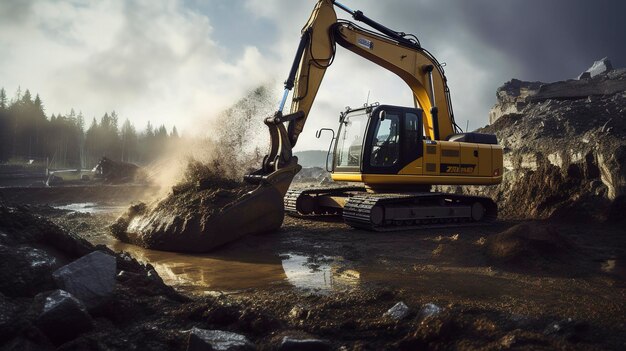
(485, 221, 577, 272)
(110, 167, 258, 252)
(13, 204, 620, 350)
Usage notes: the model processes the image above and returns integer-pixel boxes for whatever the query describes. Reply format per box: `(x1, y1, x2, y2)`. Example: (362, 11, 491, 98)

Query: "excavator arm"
(288, 0, 459, 147)
(246, 0, 459, 188)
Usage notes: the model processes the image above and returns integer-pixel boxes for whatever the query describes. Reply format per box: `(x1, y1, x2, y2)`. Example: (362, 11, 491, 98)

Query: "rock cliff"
(460, 60, 626, 221)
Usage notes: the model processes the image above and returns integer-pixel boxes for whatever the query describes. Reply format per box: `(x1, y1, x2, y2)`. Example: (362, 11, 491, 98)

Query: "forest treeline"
(0, 87, 179, 168)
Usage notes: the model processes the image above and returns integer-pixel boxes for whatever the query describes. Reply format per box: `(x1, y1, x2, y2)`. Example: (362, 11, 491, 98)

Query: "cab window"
(370, 113, 400, 167)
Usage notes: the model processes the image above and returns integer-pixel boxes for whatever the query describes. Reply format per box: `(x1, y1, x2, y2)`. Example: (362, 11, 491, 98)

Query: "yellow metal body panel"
(289, 0, 337, 145)
(477, 144, 493, 176)
(331, 172, 502, 185)
(331, 139, 503, 187)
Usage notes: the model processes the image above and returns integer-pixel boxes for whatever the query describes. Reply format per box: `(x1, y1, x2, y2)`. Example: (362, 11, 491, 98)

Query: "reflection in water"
(281, 254, 360, 292)
(110, 240, 286, 292)
(107, 240, 360, 294)
(55, 202, 126, 214)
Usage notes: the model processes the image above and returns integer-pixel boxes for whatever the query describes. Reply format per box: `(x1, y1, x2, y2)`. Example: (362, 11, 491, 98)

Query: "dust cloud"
(144, 85, 277, 194)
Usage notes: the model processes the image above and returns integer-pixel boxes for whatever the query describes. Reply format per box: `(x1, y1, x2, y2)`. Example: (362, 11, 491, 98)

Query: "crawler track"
(285, 186, 366, 216)
(343, 193, 497, 231)
(285, 187, 497, 231)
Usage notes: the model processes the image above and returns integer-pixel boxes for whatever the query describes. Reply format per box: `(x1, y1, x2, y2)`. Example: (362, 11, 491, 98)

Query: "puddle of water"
(110, 240, 287, 292)
(55, 202, 126, 214)
(281, 254, 360, 292)
(105, 239, 360, 294)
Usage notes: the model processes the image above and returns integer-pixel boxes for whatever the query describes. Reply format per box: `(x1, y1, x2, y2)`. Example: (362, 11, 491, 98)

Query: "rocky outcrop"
(0, 205, 189, 349)
(489, 79, 542, 124)
(462, 63, 626, 221)
(578, 57, 613, 79)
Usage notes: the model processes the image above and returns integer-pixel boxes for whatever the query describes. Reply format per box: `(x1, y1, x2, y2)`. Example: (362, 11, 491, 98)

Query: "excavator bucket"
(116, 156, 300, 253)
(199, 111, 302, 244)
(195, 179, 290, 248)
(225, 157, 301, 238)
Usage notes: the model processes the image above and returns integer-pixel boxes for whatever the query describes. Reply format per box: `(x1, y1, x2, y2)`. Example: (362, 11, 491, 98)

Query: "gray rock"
(52, 251, 116, 309)
(35, 289, 93, 345)
(580, 57, 613, 78)
(418, 303, 442, 319)
(1, 338, 45, 351)
(577, 71, 591, 80)
(543, 317, 587, 340)
(187, 328, 254, 351)
(288, 305, 306, 320)
(530, 78, 626, 102)
(384, 301, 410, 320)
(488, 79, 542, 124)
(280, 336, 331, 351)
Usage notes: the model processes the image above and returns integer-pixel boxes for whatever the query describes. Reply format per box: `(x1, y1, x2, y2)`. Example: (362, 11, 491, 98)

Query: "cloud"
(456, 0, 626, 81)
(2, 0, 623, 152)
(0, 0, 277, 136)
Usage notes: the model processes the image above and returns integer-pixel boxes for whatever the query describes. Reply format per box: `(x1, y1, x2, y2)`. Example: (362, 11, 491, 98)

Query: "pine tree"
(0, 88, 7, 110)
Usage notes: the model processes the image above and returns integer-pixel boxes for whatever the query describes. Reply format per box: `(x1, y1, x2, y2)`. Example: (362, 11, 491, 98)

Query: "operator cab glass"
(333, 105, 424, 174)
(370, 112, 400, 167)
(335, 109, 368, 171)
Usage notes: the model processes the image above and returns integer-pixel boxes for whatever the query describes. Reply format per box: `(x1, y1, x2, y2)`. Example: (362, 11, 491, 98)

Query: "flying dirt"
(111, 88, 277, 252)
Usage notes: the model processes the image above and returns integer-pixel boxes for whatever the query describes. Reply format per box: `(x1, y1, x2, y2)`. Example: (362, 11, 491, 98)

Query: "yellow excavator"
(231, 0, 502, 234)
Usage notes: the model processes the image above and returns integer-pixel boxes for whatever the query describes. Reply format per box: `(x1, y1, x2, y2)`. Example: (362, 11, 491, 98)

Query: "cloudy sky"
(1, 0, 624, 151)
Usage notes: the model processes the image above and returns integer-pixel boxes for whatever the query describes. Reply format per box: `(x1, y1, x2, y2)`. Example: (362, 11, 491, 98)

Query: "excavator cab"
(334, 104, 424, 176)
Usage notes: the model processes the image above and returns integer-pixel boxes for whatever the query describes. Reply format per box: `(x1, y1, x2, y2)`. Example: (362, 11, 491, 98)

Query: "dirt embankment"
(452, 65, 626, 222)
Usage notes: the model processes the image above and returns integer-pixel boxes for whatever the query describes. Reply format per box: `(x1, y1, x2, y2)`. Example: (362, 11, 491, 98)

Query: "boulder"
(579, 57, 613, 79)
(417, 303, 443, 320)
(279, 336, 331, 351)
(384, 301, 410, 320)
(488, 79, 542, 124)
(35, 289, 93, 345)
(52, 251, 116, 309)
(187, 328, 255, 351)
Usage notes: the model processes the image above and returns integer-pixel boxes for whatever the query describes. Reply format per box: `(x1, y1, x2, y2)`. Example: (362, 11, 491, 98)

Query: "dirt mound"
(110, 160, 270, 252)
(485, 222, 576, 270)
(111, 87, 289, 253)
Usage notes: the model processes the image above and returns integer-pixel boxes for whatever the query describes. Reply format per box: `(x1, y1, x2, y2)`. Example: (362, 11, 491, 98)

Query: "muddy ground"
(3, 186, 620, 351)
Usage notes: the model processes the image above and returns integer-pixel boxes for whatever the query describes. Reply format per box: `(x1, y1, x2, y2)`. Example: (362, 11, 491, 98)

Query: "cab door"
(362, 105, 423, 174)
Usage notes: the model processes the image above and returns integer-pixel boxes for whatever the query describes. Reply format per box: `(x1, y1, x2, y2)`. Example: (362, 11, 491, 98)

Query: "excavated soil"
(110, 181, 256, 252)
(110, 160, 261, 252)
